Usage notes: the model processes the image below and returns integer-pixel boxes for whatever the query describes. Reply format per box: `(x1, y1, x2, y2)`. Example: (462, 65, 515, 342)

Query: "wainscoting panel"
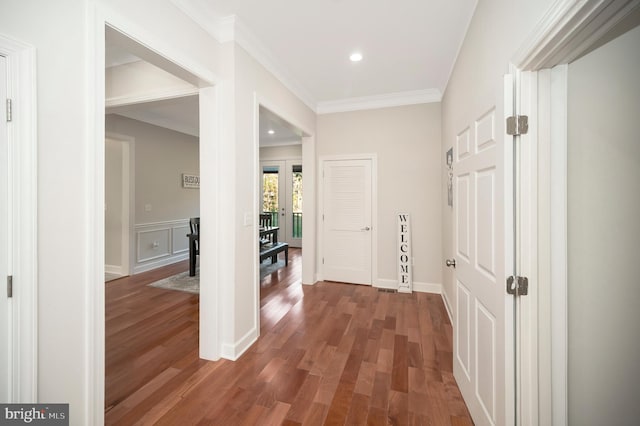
(172, 225, 190, 254)
(134, 219, 192, 274)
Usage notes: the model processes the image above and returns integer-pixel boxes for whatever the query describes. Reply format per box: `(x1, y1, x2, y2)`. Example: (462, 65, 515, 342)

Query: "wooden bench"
(259, 242, 289, 265)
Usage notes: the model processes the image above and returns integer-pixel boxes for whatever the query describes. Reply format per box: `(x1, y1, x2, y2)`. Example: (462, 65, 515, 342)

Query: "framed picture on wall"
(182, 173, 200, 189)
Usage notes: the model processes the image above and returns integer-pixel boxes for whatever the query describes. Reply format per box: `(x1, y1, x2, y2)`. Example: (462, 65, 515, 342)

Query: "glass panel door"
(261, 164, 282, 229)
(287, 162, 302, 247)
(260, 160, 302, 248)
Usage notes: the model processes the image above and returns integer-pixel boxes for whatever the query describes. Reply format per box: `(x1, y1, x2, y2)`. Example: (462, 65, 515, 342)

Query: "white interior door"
(322, 159, 372, 285)
(453, 108, 508, 425)
(0, 54, 10, 402)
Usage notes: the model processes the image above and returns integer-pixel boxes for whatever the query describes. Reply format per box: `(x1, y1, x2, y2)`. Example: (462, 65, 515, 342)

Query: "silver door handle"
(361, 226, 371, 231)
(445, 258, 456, 268)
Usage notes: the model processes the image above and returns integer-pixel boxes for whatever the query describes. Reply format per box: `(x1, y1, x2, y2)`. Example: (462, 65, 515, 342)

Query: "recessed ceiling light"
(268, 129, 275, 135)
(350, 52, 363, 62)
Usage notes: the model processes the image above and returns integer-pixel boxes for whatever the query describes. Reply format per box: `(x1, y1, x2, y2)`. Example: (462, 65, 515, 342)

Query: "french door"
(260, 160, 302, 248)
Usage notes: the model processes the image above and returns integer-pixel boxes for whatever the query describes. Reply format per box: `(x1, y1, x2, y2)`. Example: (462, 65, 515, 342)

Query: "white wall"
(440, 0, 554, 314)
(567, 24, 640, 426)
(106, 115, 199, 223)
(227, 43, 316, 358)
(106, 115, 199, 272)
(0, 0, 223, 422)
(259, 144, 302, 160)
(317, 103, 442, 287)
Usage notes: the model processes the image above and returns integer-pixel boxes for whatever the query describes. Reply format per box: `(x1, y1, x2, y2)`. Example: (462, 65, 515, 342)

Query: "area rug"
(148, 269, 200, 294)
(260, 259, 287, 278)
(148, 261, 287, 294)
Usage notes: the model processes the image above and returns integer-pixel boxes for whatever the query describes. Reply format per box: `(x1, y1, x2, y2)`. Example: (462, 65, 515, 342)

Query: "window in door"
(261, 160, 302, 247)
(262, 165, 280, 227)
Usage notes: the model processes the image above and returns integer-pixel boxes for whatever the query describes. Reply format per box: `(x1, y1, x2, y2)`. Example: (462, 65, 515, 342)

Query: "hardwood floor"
(105, 249, 473, 425)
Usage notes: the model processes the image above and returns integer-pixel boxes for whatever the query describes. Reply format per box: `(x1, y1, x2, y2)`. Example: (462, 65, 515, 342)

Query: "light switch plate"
(244, 212, 252, 226)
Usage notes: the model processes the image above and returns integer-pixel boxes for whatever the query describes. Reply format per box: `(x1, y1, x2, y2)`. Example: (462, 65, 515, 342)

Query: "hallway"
(105, 249, 472, 424)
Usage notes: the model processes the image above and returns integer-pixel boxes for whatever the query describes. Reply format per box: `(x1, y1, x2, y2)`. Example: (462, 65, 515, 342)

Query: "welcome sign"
(397, 213, 413, 293)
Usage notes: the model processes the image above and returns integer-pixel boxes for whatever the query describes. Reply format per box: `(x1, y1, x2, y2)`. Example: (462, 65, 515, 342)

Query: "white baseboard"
(441, 289, 454, 324)
(133, 252, 189, 274)
(105, 264, 124, 276)
(220, 327, 258, 361)
(375, 278, 442, 294)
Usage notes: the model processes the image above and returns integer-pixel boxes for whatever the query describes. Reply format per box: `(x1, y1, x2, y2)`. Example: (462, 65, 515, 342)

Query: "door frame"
(252, 94, 316, 342)
(512, 1, 640, 424)
(318, 154, 378, 285)
(0, 33, 38, 402)
(90, 4, 224, 424)
(105, 133, 135, 277)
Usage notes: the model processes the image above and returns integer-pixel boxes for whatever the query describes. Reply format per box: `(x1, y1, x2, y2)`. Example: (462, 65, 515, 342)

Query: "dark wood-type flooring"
(105, 248, 473, 425)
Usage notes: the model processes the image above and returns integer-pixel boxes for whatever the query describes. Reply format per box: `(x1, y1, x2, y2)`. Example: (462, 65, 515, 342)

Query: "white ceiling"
(107, 95, 200, 137)
(176, 0, 477, 109)
(106, 0, 478, 140)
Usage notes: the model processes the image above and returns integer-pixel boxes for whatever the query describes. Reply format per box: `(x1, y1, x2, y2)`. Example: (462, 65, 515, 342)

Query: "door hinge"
(6, 99, 12, 122)
(506, 115, 528, 136)
(7, 275, 13, 298)
(322, 258, 324, 265)
(507, 275, 528, 296)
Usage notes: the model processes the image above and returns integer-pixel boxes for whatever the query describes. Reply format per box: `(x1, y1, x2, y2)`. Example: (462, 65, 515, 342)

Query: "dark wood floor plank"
(105, 248, 473, 425)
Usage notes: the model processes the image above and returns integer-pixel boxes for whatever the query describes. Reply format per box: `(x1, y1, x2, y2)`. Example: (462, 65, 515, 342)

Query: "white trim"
(134, 220, 192, 269)
(514, 0, 640, 70)
(90, 4, 224, 423)
(106, 132, 135, 276)
(549, 64, 569, 426)
(318, 154, 378, 286)
(509, 0, 636, 422)
(253, 93, 261, 349)
(220, 327, 259, 361)
(0, 32, 38, 403)
(316, 89, 442, 115)
(260, 140, 303, 148)
(104, 264, 125, 277)
(171, 1, 317, 111)
(170, 0, 236, 43)
(375, 279, 442, 295)
(105, 86, 199, 108)
(441, 290, 454, 325)
(233, 20, 317, 112)
(133, 253, 190, 275)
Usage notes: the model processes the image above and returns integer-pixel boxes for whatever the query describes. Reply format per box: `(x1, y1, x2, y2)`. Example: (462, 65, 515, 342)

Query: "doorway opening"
(257, 105, 306, 284)
(102, 24, 211, 417)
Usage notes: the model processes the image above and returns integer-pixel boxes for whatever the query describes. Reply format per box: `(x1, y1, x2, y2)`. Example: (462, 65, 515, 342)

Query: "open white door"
(322, 159, 372, 285)
(0, 54, 9, 402)
(452, 101, 510, 425)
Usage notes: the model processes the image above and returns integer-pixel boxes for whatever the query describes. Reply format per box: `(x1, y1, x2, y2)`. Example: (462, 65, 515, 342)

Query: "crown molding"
(316, 89, 442, 114)
(232, 19, 318, 111)
(171, 0, 317, 112)
(170, 0, 232, 42)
